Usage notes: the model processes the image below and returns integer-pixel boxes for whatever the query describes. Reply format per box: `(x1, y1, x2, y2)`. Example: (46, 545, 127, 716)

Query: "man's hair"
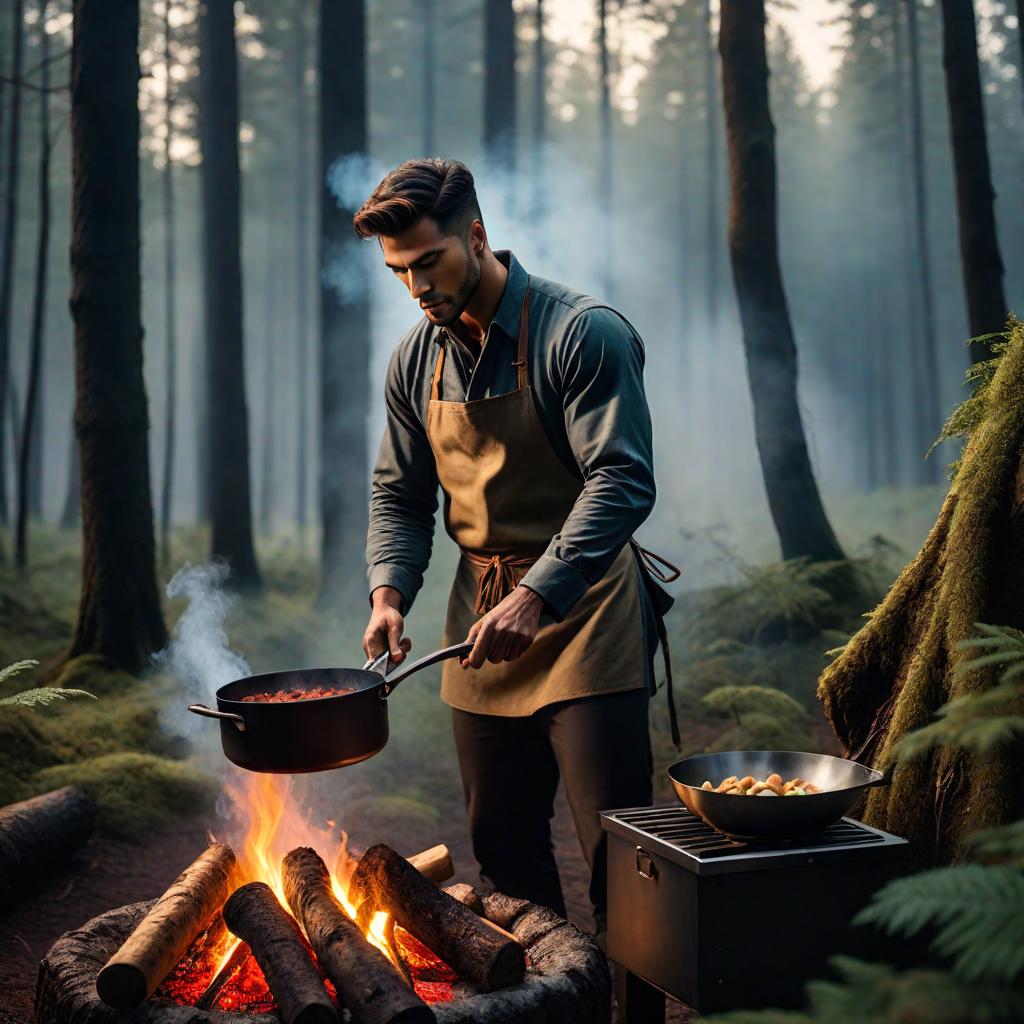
(353, 158, 482, 240)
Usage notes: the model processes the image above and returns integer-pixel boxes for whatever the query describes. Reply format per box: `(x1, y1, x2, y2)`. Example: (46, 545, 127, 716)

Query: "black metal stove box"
(601, 805, 909, 1020)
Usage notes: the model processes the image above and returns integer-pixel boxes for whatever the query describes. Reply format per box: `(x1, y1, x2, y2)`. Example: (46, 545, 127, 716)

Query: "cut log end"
(96, 842, 237, 1008)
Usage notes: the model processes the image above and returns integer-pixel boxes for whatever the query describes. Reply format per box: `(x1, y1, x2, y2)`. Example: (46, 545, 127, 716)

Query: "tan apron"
(425, 283, 652, 717)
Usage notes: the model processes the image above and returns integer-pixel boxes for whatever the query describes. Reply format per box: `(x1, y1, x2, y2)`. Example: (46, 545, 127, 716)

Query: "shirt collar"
(431, 250, 529, 346)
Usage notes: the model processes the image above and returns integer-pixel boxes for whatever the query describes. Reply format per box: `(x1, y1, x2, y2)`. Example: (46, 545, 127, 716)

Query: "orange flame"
(213, 771, 394, 967)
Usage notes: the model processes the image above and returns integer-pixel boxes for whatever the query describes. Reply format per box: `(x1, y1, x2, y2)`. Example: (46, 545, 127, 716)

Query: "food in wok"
(699, 772, 824, 796)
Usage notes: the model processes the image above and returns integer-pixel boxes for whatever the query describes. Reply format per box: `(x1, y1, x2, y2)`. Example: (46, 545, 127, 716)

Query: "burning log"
(0, 786, 95, 908)
(283, 846, 435, 1024)
(194, 935, 249, 1011)
(349, 845, 525, 993)
(222, 882, 338, 1024)
(95, 843, 237, 1008)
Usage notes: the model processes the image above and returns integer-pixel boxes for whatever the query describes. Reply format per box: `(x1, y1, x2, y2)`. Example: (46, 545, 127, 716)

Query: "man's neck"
(458, 252, 508, 346)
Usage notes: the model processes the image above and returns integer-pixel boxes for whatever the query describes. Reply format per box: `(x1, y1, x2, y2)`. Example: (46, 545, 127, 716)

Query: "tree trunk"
(939, 0, 1008, 361)
(198, 0, 261, 589)
(292, 7, 310, 542)
(59, 418, 79, 529)
(422, 0, 435, 154)
(0, 0, 25, 528)
(15, 0, 50, 570)
(531, 0, 546, 226)
(318, 0, 370, 607)
(702, 0, 719, 334)
(159, 0, 178, 570)
(719, 0, 845, 564)
(597, 0, 613, 298)
(903, 0, 942, 481)
(484, 0, 516, 171)
(259, 212, 275, 536)
(67, 0, 168, 672)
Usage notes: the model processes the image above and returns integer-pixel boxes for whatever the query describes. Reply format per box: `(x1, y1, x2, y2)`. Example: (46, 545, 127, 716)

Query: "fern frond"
(854, 865, 1024, 984)
(0, 687, 97, 708)
(0, 658, 39, 685)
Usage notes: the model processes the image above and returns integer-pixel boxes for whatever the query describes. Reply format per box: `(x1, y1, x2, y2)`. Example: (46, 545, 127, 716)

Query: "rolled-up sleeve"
(519, 307, 656, 620)
(366, 345, 439, 613)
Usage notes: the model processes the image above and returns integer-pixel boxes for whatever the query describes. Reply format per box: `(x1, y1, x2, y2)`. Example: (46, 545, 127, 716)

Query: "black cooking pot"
(187, 641, 473, 774)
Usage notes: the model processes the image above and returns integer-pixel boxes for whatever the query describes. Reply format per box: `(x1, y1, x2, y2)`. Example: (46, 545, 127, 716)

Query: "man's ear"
(468, 219, 487, 257)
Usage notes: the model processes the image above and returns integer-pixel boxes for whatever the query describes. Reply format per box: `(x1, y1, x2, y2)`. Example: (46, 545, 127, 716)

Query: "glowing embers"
(153, 915, 458, 1010)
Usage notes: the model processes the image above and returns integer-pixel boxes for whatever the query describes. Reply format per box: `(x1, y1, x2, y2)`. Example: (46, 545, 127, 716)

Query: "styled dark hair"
(353, 158, 482, 240)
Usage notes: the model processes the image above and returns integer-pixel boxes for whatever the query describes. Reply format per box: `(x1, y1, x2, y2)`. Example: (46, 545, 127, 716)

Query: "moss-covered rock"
(33, 752, 216, 838)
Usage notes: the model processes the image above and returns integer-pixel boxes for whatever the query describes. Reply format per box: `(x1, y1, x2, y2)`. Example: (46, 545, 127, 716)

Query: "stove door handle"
(635, 846, 657, 881)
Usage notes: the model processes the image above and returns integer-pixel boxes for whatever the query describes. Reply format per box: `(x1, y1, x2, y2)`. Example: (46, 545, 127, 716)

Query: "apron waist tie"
(463, 551, 539, 615)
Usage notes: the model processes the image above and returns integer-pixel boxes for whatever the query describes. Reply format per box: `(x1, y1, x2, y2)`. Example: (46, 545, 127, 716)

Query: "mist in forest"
(1, 0, 1021, 589)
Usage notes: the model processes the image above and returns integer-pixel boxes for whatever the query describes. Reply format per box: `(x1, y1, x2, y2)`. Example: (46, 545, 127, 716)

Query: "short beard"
(437, 248, 481, 326)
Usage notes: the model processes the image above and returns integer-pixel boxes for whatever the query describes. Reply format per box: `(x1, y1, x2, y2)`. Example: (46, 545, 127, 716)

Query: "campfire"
(36, 773, 611, 1024)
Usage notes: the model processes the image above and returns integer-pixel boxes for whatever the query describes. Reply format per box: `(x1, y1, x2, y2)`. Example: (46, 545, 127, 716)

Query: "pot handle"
(864, 765, 894, 788)
(187, 704, 247, 733)
(381, 641, 475, 697)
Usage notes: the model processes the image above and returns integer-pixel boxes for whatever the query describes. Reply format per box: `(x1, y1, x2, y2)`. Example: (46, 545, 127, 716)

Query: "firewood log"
(223, 882, 337, 1024)
(0, 786, 95, 907)
(95, 843, 236, 1008)
(283, 846, 435, 1024)
(405, 844, 453, 884)
(349, 844, 525, 993)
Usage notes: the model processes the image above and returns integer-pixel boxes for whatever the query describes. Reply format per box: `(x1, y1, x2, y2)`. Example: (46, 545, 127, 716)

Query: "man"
(358, 158, 675, 935)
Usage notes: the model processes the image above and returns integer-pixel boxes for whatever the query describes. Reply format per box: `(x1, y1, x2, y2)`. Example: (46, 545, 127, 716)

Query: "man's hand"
(363, 586, 413, 665)
(461, 586, 544, 669)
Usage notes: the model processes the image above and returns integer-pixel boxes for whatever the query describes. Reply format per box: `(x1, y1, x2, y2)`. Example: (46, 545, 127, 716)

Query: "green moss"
(818, 319, 1024, 865)
(34, 752, 216, 838)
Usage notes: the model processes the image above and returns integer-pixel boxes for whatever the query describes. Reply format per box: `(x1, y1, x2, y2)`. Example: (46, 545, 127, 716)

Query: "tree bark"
(282, 847, 433, 1024)
(719, 0, 845, 564)
(939, 0, 1008, 361)
(15, 1, 50, 570)
(67, 0, 168, 672)
(159, 0, 178, 570)
(484, 0, 516, 172)
(199, 0, 261, 589)
(422, 0, 435, 154)
(597, 0, 613, 297)
(59, 417, 79, 529)
(0, 0, 25, 528)
(318, 0, 370, 606)
(0, 786, 95, 908)
(702, 0, 719, 334)
(902, 0, 942, 481)
(349, 844, 525, 993)
(222, 882, 338, 1024)
(292, 7, 310, 541)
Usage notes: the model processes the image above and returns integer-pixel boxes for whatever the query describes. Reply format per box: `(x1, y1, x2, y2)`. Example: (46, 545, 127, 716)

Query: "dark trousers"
(451, 686, 653, 931)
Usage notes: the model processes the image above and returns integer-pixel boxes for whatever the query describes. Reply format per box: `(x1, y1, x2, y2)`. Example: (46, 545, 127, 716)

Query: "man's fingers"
(387, 619, 406, 664)
(468, 620, 495, 669)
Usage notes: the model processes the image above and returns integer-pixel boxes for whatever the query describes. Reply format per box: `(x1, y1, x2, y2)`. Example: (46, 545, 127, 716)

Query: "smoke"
(155, 562, 252, 700)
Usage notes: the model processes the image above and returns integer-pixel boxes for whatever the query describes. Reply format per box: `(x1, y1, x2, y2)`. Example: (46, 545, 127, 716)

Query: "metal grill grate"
(607, 805, 890, 864)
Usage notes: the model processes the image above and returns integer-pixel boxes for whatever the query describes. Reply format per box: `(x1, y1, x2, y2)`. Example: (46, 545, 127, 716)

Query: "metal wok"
(187, 641, 473, 774)
(667, 750, 888, 840)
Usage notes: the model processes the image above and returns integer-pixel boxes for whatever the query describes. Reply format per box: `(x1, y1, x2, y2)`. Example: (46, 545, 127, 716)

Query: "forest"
(0, 1, 1022, 1022)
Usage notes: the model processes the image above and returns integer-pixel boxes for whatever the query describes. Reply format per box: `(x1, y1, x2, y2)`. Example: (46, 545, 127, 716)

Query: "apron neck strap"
(429, 279, 532, 401)
(512, 285, 531, 390)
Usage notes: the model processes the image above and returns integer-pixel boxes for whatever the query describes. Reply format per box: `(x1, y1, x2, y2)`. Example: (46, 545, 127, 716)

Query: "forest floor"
(0, 487, 945, 1021)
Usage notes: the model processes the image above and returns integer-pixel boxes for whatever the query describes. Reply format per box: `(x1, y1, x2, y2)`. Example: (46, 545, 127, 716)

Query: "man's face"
(380, 216, 481, 326)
